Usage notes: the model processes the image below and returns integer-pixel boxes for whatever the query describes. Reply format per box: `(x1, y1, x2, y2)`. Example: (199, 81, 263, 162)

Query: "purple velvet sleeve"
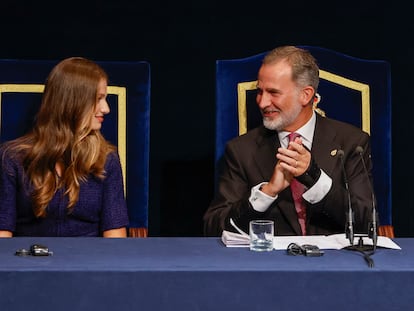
(0, 148, 16, 231)
(100, 152, 130, 231)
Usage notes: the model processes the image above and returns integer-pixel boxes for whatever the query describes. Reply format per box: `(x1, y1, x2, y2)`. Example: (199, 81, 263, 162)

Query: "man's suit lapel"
(312, 115, 341, 175)
(253, 127, 279, 180)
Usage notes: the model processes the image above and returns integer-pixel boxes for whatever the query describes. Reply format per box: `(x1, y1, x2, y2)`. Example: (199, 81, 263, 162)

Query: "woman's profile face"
(90, 78, 110, 131)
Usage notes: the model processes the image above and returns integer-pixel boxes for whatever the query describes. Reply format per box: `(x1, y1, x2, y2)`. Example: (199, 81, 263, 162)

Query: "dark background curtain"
(0, 0, 411, 237)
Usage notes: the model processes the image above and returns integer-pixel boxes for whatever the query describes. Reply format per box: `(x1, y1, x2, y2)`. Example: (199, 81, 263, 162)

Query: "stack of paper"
(221, 230, 250, 247)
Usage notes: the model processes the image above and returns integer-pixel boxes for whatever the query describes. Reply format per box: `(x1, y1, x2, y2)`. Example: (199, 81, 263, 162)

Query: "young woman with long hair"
(0, 57, 129, 237)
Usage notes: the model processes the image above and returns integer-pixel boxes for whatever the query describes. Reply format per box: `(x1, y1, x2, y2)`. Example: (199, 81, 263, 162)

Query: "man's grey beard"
(263, 117, 283, 131)
(262, 102, 302, 131)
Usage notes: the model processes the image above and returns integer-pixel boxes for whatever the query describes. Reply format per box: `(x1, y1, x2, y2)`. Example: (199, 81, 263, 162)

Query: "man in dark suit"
(204, 46, 374, 237)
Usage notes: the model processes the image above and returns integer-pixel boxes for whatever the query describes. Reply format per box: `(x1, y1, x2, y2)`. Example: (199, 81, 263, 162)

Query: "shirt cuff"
(249, 182, 278, 212)
(302, 170, 332, 203)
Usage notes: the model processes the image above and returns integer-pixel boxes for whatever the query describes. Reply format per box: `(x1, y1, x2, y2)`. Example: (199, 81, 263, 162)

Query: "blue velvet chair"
(215, 46, 393, 237)
(0, 59, 150, 237)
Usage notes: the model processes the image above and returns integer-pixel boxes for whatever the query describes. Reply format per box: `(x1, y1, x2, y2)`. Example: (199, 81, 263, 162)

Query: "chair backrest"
(215, 46, 393, 237)
(0, 59, 151, 237)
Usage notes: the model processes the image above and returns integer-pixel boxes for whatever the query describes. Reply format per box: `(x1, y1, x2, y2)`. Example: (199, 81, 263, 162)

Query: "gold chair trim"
(0, 84, 127, 195)
(237, 69, 371, 135)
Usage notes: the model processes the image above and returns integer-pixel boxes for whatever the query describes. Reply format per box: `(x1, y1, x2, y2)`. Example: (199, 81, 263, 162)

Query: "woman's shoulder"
(104, 150, 122, 168)
(0, 137, 31, 158)
(0, 142, 25, 173)
(0, 142, 19, 160)
(106, 149, 120, 160)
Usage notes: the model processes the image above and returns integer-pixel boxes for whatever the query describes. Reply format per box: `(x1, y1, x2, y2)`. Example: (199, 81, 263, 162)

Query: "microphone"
(338, 149, 354, 245)
(355, 146, 378, 250)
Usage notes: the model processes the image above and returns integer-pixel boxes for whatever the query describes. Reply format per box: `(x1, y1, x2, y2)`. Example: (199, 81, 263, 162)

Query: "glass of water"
(249, 220, 274, 251)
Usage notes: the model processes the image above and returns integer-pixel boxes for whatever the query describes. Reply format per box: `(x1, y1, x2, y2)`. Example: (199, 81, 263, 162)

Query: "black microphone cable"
(341, 146, 378, 268)
(355, 146, 378, 251)
(338, 149, 354, 246)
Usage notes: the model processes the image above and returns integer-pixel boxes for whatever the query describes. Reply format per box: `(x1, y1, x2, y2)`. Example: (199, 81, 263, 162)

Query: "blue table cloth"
(0, 237, 413, 311)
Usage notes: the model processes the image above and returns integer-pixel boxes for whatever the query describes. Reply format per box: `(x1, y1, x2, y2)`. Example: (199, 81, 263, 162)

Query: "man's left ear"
(301, 86, 315, 105)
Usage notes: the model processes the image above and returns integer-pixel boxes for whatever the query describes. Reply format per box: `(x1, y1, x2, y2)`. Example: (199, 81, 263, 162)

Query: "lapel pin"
(331, 149, 337, 156)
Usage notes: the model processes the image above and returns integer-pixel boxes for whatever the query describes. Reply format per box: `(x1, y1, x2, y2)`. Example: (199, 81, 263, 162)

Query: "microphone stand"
(356, 146, 378, 251)
(343, 234, 376, 268)
(338, 150, 354, 246)
(344, 234, 375, 251)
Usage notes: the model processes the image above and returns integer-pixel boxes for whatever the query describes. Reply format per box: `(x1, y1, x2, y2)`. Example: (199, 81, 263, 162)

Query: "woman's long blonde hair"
(7, 57, 115, 217)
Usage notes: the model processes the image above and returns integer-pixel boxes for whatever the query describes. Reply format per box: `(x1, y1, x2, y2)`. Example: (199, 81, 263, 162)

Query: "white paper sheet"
(221, 230, 402, 250)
